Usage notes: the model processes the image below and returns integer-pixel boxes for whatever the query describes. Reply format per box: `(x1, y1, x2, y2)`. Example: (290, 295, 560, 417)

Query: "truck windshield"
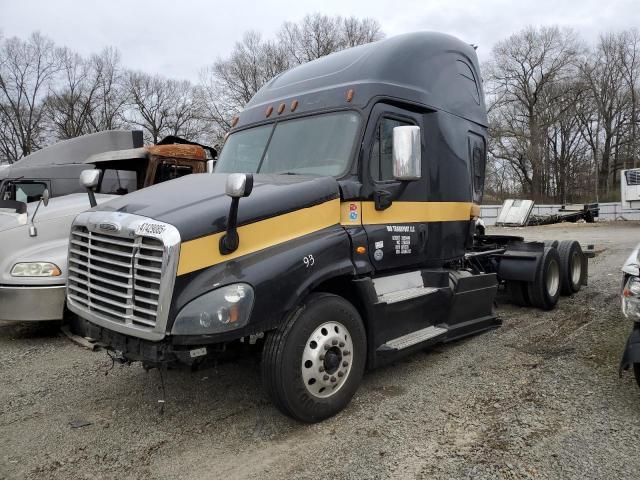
(216, 111, 360, 176)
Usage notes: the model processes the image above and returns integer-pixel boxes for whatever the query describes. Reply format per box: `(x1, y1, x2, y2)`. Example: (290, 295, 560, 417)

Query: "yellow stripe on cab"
(178, 199, 480, 275)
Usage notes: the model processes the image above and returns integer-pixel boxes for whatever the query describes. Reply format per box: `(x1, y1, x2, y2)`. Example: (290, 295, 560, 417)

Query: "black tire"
(527, 246, 562, 310)
(261, 293, 367, 423)
(507, 280, 530, 306)
(633, 364, 640, 388)
(544, 240, 559, 249)
(557, 240, 585, 295)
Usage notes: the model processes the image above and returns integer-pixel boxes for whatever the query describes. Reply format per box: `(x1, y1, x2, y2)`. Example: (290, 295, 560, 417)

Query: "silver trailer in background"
(622, 168, 640, 209)
(494, 199, 599, 227)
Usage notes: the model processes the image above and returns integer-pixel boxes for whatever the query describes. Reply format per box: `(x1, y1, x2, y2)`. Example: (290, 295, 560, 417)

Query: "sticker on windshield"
(136, 222, 166, 236)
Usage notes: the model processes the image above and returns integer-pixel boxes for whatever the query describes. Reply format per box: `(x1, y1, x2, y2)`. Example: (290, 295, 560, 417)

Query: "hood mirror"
(79, 169, 100, 208)
(28, 188, 50, 237)
(392, 126, 421, 181)
(220, 173, 254, 255)
(225, 173, 253, 198)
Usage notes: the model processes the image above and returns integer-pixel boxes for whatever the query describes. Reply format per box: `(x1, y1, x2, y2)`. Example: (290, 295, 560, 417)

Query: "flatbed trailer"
(67, 32, 589, 422)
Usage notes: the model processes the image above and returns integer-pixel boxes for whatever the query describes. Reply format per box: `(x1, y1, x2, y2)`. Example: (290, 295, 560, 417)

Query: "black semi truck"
(67, 32, 588, 422)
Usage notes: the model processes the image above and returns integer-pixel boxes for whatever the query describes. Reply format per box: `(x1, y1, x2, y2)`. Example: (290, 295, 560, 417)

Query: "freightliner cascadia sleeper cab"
(67, 32, 588, 422)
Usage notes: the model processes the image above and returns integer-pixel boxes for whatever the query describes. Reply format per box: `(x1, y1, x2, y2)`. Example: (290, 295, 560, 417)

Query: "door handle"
(419, 224, 427, 245)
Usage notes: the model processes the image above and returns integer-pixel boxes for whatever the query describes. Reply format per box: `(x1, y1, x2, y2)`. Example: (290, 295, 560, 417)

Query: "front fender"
(170, 225, 355, 343)
(0, 225, 72, 286)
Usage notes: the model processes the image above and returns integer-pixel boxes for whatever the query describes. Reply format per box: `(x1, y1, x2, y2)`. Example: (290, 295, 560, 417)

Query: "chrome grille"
(67, 226, 165, 330)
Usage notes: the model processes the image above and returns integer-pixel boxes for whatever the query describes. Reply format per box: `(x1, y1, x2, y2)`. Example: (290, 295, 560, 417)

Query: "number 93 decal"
(303, 255, 315, 268)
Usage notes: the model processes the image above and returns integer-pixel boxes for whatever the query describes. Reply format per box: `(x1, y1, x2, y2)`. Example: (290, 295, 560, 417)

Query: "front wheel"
(261, 293, 366, 423)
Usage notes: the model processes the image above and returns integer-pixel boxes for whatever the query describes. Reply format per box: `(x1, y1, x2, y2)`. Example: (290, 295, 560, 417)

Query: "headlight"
(11, 262, 61, 277)
(622, 276, 640, 320)
(171, 283, 254, 335)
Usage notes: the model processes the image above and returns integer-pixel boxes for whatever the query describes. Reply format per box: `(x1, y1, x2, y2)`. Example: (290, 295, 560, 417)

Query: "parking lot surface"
(2, 222, 640, 480)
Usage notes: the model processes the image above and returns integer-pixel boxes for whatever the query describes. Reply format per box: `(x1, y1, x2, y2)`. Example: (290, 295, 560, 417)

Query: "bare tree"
(201, 14, 383, 140)
(341, 17, 384, 48)
(485, 26, 582, 199)
(125, 71, 202, 144)
(620, 29, 640, 169)
(279, 14, 343, 64)
(86, 47, 127, 132)
(46, 48, 99, 139)
(579, 32, 630, 196)
(279, 14, 383, 64)
(0, 32, 60, 162)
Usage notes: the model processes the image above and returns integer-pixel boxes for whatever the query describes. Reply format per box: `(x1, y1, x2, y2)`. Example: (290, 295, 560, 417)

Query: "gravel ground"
(2, 222, 640, 480)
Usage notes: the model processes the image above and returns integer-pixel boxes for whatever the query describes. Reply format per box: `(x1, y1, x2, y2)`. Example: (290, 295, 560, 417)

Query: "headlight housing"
(11, 262, 61, 277)
(172, 283, 255, 335)
(622, 276, 640, 320)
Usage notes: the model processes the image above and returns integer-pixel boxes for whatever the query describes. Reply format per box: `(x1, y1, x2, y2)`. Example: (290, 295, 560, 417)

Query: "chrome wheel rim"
(570, 251, 582, 285)
(301, 321, 354, 399)
(546, 259, 560, 297)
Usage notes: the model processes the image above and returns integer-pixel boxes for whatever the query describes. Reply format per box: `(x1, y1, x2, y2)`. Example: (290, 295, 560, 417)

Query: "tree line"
(2, 19, 638, 204)
(485, 26, 640, 202)
(0, 14, 382, 162)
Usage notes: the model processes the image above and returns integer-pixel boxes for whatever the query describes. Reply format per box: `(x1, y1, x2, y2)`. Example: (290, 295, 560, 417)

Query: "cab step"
(378, 325, 448, 352)
(373, 271, 438, 304)
(378, 286, 438, 304)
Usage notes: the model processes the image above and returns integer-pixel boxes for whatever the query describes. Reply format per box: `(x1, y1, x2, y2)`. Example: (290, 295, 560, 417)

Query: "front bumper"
(0, 284, 66, 321)
(78, 317, 225, 365)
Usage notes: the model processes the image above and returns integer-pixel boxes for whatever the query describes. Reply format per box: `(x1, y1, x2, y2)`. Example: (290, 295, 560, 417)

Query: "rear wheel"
(261, 293, 366, 423)
(557, 240, 585, 295)
(528, 246, 561, 310)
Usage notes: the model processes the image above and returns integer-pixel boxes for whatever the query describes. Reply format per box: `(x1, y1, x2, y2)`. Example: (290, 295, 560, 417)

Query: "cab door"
(360, 103, 429, 272)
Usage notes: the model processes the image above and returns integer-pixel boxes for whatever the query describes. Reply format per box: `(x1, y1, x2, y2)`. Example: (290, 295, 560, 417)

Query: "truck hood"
(0, 193, 116, 232)
(96, 173, 341, 241)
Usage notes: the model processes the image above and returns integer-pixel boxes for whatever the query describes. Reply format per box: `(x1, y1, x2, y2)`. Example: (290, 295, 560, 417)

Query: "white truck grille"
(67, 226, 164, 330)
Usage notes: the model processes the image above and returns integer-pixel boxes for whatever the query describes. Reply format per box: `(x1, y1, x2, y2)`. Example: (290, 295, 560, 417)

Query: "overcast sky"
(1, 0, 639, 82)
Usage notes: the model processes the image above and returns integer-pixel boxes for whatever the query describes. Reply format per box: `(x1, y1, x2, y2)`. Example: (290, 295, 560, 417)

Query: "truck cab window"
(154, 162, 193, 183)
(99, 169, 137, 195)
(371, 118, 412, 181)
(9, 181, 48, 203)
(216, 125, 272, 173)
(216, 111, 361, 176)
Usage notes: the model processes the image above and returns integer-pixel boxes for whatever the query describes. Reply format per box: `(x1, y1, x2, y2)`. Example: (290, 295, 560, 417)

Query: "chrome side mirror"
(79, 169, 100, 208)
(206, 159, 216, 173)
(29, 188, 50, 237)
(80, 169, 100, 189)
(392, 126, 421, 181)
(220, 173, 254, 254)
(225, 173, 253, 198)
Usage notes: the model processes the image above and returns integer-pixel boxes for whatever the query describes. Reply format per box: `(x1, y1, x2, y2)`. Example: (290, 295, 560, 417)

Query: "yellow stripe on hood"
(177, 198, 341, 276)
